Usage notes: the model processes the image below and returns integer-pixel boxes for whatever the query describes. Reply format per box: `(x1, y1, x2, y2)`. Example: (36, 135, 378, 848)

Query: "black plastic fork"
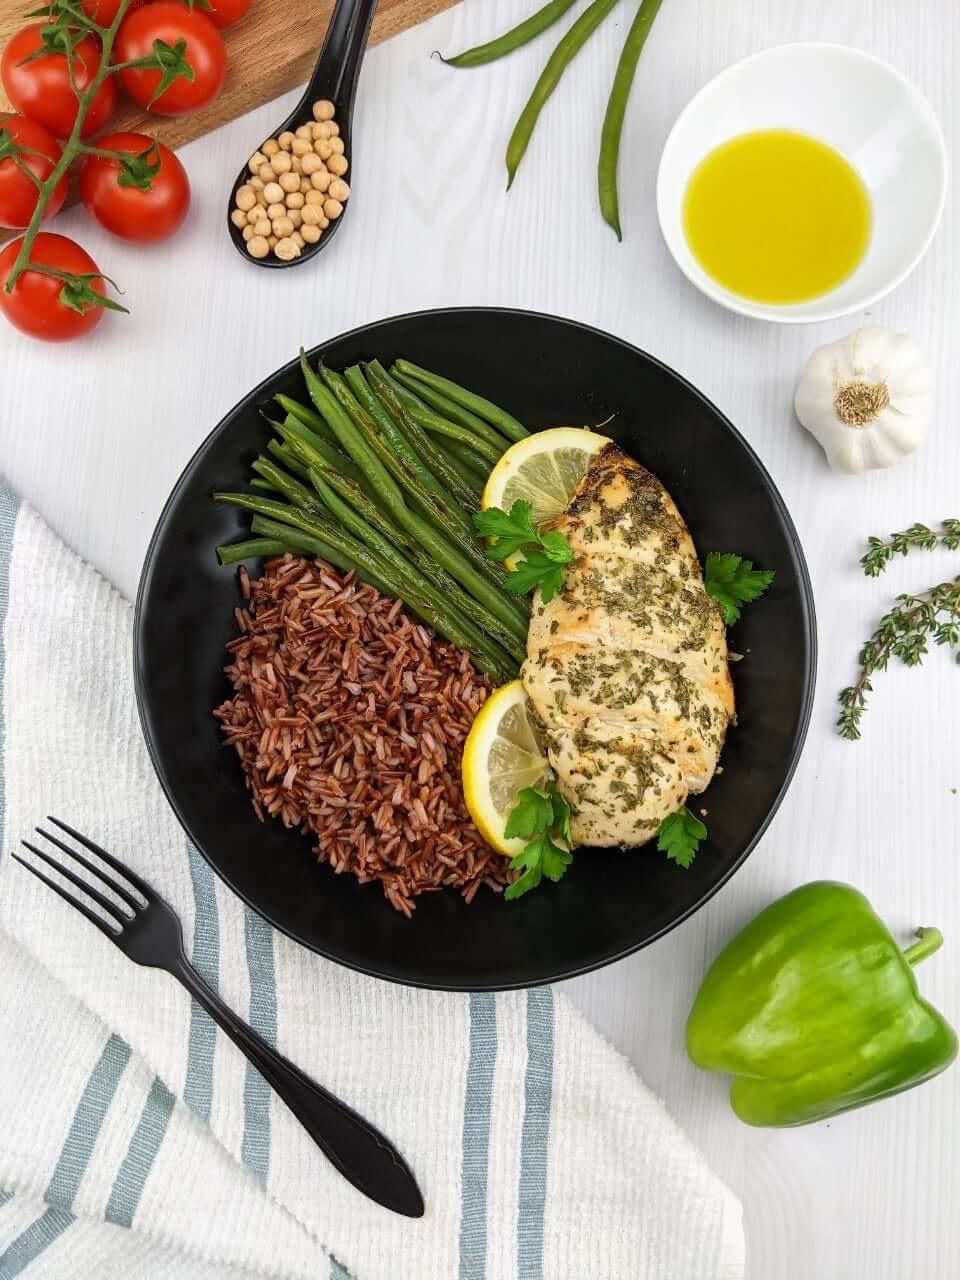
(13, 818, 424, 1218)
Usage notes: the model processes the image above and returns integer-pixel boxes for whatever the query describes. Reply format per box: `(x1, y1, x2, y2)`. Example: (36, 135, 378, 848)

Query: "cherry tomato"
(116, 4, 226, 116)
(202, 0, 253, 29)
(79, 131, 190, 241)
(0, 114, 68, 229)
(0, 25, 117, 139)
(0, 232, 108, 342)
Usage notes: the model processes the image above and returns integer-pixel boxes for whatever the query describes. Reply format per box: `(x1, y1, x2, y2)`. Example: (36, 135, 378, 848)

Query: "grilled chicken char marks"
(521, 443, 733, 847)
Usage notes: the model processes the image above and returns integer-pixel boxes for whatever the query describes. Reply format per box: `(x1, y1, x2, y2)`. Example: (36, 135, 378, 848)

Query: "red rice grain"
(213, 555, 512, 913)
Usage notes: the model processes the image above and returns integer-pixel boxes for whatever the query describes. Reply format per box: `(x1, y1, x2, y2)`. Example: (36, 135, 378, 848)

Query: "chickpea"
(256, 189, 269, 207)
(300, 177, 312, 194)
(278, 171, 300, 194)
(285, 190, 305, 209)
(242, 224, 255, 242)
(287, 207, 303, 227)
(230, 208, 248, 228)
(301, 222, 321, 244)
(244, 207, 262, 224)
(272, 215, 294, 238)
(291, 138, 311, 157)
(329, 137, 345, 156)
(249, 176, 265, 191)
(305, 189, 326, 206)
(274, 236, 301, 261)
(327, 178, 350, 203)
(267, 234, 278, 248)
(291, 157, 303, 176)
(318, 215, 330, 230)
(278, 131, 295, 151)
(291, 230, 305, 248)
(266, 202, 285, 220)
(327, 153, 349, 177)
(263, 181, 285, 205)
(271, 151, 292, 175)
(301, 203, 322, 225)
(248, 151, 267, 173)
(262, 139, 280, 157)
(312, 99, 335, 122)
(295, 124, 313, 140)
(315, 140, 333, 161)
(301, 152, 323, 175)
(313, 121, 333, 141)
(328, 121, 340, 137)
(323, 197, 343, 220)
(247, 235, 270, 258)
(253, 218, 272, 237)
(258, 164, 277, 183)
(310, 169, 331, 193)
(235, 184, 257, 212)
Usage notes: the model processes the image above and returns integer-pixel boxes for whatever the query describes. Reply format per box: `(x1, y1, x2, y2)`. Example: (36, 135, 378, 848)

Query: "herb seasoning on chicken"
(522, 444, 734, 847)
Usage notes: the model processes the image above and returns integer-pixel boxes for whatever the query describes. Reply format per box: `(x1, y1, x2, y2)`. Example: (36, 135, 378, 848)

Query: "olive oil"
(682, 129, 871, 304)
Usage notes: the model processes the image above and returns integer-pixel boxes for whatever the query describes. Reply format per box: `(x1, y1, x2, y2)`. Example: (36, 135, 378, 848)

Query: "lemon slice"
(462, 680, 551, 855)
(482, 426, 611, 528)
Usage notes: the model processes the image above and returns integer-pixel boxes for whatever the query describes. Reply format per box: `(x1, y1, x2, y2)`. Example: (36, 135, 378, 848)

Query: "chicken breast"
(521, 443, 733, 847)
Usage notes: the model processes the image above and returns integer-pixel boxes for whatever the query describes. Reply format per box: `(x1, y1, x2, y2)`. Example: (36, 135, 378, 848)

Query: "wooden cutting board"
(0, 0, 459, 148)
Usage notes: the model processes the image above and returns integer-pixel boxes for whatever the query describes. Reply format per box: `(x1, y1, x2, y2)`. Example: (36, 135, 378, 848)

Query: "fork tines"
(12, 818, 148, 939)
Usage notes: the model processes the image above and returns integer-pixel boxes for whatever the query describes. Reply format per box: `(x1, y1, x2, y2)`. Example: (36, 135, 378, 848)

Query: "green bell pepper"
(686, 881, 957, 1126)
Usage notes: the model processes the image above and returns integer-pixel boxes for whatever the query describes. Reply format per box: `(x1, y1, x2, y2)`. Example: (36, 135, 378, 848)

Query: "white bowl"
(656, 43, 948, 323)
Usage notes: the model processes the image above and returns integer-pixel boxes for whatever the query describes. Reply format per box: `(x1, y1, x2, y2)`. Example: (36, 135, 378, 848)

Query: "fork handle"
(171, 955, 424, 1217)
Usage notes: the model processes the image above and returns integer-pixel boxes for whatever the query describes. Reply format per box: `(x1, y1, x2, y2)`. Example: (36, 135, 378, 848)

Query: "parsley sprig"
(704, 553, 775, 625)
(472, 501, 573, 604)
(503, 784, 573, 901)
(656, 806, 707, 868)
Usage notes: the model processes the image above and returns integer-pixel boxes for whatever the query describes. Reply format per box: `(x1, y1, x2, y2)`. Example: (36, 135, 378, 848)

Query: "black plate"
(134, 308, 816, 991)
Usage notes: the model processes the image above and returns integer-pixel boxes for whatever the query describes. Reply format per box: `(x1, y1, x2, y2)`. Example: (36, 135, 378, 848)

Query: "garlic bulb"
(794, 327, 933, 473)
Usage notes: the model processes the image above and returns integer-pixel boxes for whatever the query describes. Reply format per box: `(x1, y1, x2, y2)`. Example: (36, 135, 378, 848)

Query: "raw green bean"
(598, 0, 664, 239)
(505, 0, 620, 190)
(251, 456, 323, 513)
(441, 0, 579, 67)
(390, 365, 512, 449)
(320, 468, 527, 665)
(326, 365, 468, 529)
(379, 370, 503, 465)
(309, 470, 517, 679)
(216, 538, 286, 566)
(299, 352, 529, 639)
(267, 438, 311, 483)
(248, 515, 389, 593)
(392, 359, 529, 442)
(366, 361, 482, 509)
(274, 393, 337, 443)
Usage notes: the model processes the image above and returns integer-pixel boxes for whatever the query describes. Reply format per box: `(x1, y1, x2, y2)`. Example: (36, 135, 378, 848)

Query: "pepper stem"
(903, 927, 944, 967)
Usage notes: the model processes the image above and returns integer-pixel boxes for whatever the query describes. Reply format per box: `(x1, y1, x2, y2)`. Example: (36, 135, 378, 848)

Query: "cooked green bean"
(266, 437, 311, 482)
(299, 352, 529, 639)
(251, 456, 323, 513)
(274, 393, 337, 443)
(248, 515, 389, 593)
(392, 359, 529, 442)
(366, 361, 482, 509)
(320, 468, 527, 665)
(326, 365, 469, 529)
(309, 470, 517, 679)
(443, 438, 492, 483)
(249, 477, 278, 494)
(598, 0, 663, 239)
(441, 0, 579, 67)
(505, 0, 620, 190)
(390, 366, 511, 449)
(277, 414, 369, 489)
(380, 371, 503, 465)
(216, 537, 286, 566)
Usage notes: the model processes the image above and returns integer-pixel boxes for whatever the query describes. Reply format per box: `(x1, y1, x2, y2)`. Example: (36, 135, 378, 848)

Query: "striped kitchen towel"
(0, 479, 744, 1280)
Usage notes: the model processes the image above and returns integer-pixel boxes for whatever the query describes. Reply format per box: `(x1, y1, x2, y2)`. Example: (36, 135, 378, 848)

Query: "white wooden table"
(2, 2, 958, 1276)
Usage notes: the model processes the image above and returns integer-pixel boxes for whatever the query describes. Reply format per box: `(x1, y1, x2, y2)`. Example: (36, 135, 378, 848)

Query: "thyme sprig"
(861, 519, 960, 577)
(838, 574, 960, 740)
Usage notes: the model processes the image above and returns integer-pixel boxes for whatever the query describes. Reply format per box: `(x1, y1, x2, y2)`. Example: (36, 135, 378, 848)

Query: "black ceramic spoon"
(227, 0, 377, 268)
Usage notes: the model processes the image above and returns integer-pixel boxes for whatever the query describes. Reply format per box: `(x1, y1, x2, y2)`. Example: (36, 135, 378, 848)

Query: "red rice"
(213, 555, 512, 914)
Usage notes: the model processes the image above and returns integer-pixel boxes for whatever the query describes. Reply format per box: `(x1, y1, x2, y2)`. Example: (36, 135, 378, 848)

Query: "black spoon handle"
(171, 952, 425, 1217)
(307, 0, 379, 119)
